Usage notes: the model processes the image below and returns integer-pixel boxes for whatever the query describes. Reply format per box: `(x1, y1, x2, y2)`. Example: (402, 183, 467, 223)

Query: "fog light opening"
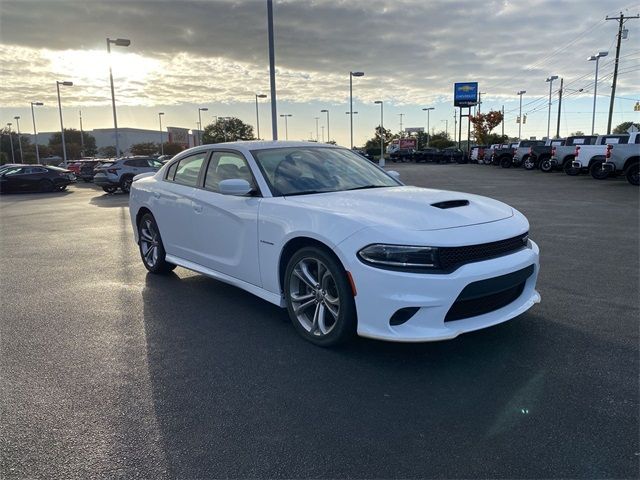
(389, 307, 420, 326)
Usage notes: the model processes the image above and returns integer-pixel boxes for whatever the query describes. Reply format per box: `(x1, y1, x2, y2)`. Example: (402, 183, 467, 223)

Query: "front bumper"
(602, 162, 616, 173)
(344, 239, 540, 342)
(572, 160, 584, 169)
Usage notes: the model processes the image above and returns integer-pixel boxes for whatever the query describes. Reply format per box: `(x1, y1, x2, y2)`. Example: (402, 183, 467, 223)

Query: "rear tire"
(523, 156, 536, 170)
(138, 213, 176, 274)
(284, 246, 356, 347)
(563, 160, 578, 176)
(500, 156, 512, 168)
(120, 175, 134, 194)
(102, 186, 118, 194)
(626, 163, 639, 186)
(589, 160, 608, 180)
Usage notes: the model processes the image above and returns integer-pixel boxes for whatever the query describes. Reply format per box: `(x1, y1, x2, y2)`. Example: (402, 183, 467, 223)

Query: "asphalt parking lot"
(1, 164, 638, 479)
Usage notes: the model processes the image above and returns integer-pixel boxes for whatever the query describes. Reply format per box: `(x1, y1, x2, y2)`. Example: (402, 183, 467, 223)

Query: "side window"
(166, 162, 178, 181)
(173, 153, 207, 187)
(5, 167, 25, 176)
(204, 151, 256, 193)
(148, 159, 163, 168)
(124, 160, 137, 167)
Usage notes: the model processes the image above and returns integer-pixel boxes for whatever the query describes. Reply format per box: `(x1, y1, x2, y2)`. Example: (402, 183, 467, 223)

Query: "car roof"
(204, 140, 339, 151)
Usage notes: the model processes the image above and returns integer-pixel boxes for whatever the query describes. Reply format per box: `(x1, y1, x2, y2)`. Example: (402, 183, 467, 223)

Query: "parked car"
(601, 132, 640, 185)
(129, 141, 540, 346)
(548, 136, 598, 174)
(93, 156, 164, 193)
(570, 134, 630, 177)
(470, 145, 488, 164)
(491, 143, 516, 167)
(440, 147, 466, 164)
(510, 140, 546, 169)
(78, 160, 102, 182)
(0, 165, 75, 193)
(389, 148, 415, 163)
(412, 147, 441, 163)
(157, 154, 174, 164)
(353, 149, 374, 162)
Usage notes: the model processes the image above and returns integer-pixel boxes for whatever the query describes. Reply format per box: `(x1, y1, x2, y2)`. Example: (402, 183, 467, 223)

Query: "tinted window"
(172, 153, 207, 187)
(147, 159, 163, 168)
(3, 167, 24, 176)
(204, 152, 256, 193)
(124, 159, 149, 167)
(166, 162, 178, 181)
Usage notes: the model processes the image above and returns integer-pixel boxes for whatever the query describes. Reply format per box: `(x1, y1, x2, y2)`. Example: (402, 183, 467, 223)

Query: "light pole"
(106, 37, 131, 156)
(6, 123, 15, 163)
(321, 126, 325, 142)
(197, 107, 208, 146)
(280, 114, 292, 140)
(422, 107, 434, 146)
(56, 80, 73, 167)
(267, 0, 278, 140)
(517, 90, 526, 140)
(320, 109, 330, 142)
(30, 102, 43, 164)
(588, 51, 608, 135)
(13, 116, 23, 162)
(79, 110, 85, 156)
(374, 100, 384, 166)
(441, 119, 448, 137)
(349, 71, 364, 148)
(255, 94, 267, 140)
(314, 116, 319, 141)
(398, 113, 404, 136)
(545, 76, 558, 139)
(158, 112, 165, 155)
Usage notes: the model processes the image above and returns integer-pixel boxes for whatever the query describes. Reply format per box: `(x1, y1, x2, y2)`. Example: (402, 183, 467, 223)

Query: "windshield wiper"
(345, 185, 389, 191)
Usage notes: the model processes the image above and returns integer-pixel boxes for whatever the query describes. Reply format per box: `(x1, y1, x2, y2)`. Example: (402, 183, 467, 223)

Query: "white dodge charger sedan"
(129, 141, 540, 346)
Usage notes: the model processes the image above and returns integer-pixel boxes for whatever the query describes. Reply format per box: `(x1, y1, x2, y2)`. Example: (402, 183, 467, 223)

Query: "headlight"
(358, 244, 439, 270)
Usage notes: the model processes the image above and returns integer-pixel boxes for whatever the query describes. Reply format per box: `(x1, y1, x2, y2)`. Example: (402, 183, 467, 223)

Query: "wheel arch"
(588, 155, 606, 167)
(278, 236, 346, 294)
(135, 206, 153, 230)
(623, 156, 639, 173)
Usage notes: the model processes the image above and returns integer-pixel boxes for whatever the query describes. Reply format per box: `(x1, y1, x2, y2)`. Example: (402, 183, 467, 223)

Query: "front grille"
(445, 265, 534, 322)
(438, 233, 528, 271)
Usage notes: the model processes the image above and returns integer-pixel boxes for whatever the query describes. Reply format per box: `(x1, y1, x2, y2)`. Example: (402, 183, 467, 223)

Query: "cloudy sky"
(1, 0, 639, 146)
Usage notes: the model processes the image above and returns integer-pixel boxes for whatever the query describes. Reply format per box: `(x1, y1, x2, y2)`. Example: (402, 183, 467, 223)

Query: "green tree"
(162, 142, 185, 156)
(98, 146, 117, 158)
(428, 131, 456, 149)
(202, 117, 255, 144)
(570, 130, 585, 136)
(612, 122, 640, 134)
(48, 128, 97, 159)
(130, 142, 159, 156)
(469, 110, 504, 144)
(364, 126, 394, 154)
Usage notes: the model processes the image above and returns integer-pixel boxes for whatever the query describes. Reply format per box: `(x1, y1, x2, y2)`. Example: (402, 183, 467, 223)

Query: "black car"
(389, 149, 415, 162)
(439, 147, 466, 164)
(413, 147, 441, 163)
(78, 160, 102, 182)
(0, 165, 76, 193)
(353, 149, 375, 162)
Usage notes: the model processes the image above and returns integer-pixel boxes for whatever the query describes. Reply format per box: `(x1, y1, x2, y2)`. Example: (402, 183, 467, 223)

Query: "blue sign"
(454, 82, 478, 107)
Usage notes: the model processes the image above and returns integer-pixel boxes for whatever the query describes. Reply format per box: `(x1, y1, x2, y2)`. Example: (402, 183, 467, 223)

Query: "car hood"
(284, 186, 513, 231)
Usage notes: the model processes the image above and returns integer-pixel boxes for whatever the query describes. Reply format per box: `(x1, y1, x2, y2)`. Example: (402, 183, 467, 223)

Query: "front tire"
(102, 185, 118, 194)
(589, 160, 608, 180)
(138, 213, 176, 274)
(539, 157, 553, 172)
(500, 156, 512, 168)
(563, 159, 578, 176)
(39, 179, 54, 192)
(284, 247, 356, 346)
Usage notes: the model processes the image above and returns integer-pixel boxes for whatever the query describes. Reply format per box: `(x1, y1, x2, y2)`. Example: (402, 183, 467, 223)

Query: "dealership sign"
(399, 138, 417, 149)
(167, 127, 190, 146)
(405, 127, 424, 134)
(454, 82, 478, 107)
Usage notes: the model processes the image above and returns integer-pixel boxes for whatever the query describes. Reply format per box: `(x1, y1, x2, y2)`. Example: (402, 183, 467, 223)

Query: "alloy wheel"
(140, 218, 160, 268)
(288, 257, 340, 337)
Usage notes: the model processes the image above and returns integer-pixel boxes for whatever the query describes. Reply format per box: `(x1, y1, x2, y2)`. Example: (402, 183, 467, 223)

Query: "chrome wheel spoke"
(140, 228, 154, 242)
(291, 292, 314, 302)
(294, 262, 317, 289)
(294, 298, 316, 315)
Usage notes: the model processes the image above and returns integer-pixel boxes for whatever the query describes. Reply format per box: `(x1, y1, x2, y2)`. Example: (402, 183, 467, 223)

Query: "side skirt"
(165, 254, 286, 307)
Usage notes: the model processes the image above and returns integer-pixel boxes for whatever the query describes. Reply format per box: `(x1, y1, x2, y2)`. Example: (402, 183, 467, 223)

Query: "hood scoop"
(431, 199, 470, 209)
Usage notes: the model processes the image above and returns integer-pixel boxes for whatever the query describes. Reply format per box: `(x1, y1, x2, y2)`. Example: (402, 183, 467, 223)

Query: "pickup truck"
(412, 147, 440, 163)
(538, 136, 595, 172)
(389, 148, 415, 162)
(511, 140, 546, 169)
(522, 138, 565, 170)
(470, 145, 488, 164)
(601, 132, 640, 185)
(569, 134, 630, 178)
(548, 136, 598, 174)
(493, 143, 519, 167)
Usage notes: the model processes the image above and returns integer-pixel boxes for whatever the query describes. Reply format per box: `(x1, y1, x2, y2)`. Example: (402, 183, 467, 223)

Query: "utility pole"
(79, 110, 85, 156)
(453, 110, 457, 143)
(267, 0, 278, 140)
(501, 105, 505, 138)
(555, 78, 563, 139)
(605, 12, 639, 134)
(398, 113, 404, 135)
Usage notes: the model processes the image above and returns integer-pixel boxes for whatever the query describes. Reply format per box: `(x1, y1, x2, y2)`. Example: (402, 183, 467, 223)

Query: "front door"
(191, 151, 261, 286)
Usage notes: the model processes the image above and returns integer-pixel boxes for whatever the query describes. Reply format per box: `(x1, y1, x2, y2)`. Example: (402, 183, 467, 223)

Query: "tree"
(48, 128, 97, 159)
(363, 126, 394, 154)
(428, 131, 456, 149)
(469, 110, 504, 145)
(613, 122, 640, 134)
(162, 142, 185, 156)
(98, 146, 117, 158)
(130, 142, 159, 156)
(202, 117, 255, 144)
(570, 130, 585, 136)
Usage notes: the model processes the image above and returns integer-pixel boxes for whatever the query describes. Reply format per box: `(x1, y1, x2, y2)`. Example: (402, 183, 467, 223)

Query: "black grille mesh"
(439, 233, 528, 271)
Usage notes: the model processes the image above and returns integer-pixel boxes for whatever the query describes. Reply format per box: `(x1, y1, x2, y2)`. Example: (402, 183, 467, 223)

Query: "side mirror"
(387, 170, 400, 180)
(218, 178, 253, 196)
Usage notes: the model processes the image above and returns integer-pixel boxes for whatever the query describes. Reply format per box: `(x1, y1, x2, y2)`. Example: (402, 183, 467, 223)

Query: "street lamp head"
(7, 123, 12, 126)
(199, 107, 208, 112)
(517, 90, 526, 95)
(346, 111, 358, 114)
(546, 75, 558, 82)
(256, 94, 267, 98)
(374, 100, 383, 104)
(422, 107, 435, 111)
(111, 38, 131, 47)
(320, 109, 328, 112)
(32, 102, 44, 106)
(159, 112, 165, 116)
(587, 55, 597, 61)
(351, 71, 365, 77)
(58, 81, 73, 86)
(14, 116, 20, 120)
(598, 51, 609, 58)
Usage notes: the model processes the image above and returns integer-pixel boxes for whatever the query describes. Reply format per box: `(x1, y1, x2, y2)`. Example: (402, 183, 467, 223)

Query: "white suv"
(93, 157, 164, 193)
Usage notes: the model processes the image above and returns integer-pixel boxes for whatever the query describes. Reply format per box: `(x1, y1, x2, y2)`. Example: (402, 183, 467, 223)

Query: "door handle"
(193, 204, 203, 213)
(153, 192, 160, 199)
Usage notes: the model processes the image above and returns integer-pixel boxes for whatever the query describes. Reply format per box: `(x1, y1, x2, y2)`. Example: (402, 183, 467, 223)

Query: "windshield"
(251, 147, 400, 196)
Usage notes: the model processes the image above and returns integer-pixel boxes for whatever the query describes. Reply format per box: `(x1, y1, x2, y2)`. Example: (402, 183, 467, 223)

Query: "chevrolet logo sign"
(458, 85, 474, 92)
